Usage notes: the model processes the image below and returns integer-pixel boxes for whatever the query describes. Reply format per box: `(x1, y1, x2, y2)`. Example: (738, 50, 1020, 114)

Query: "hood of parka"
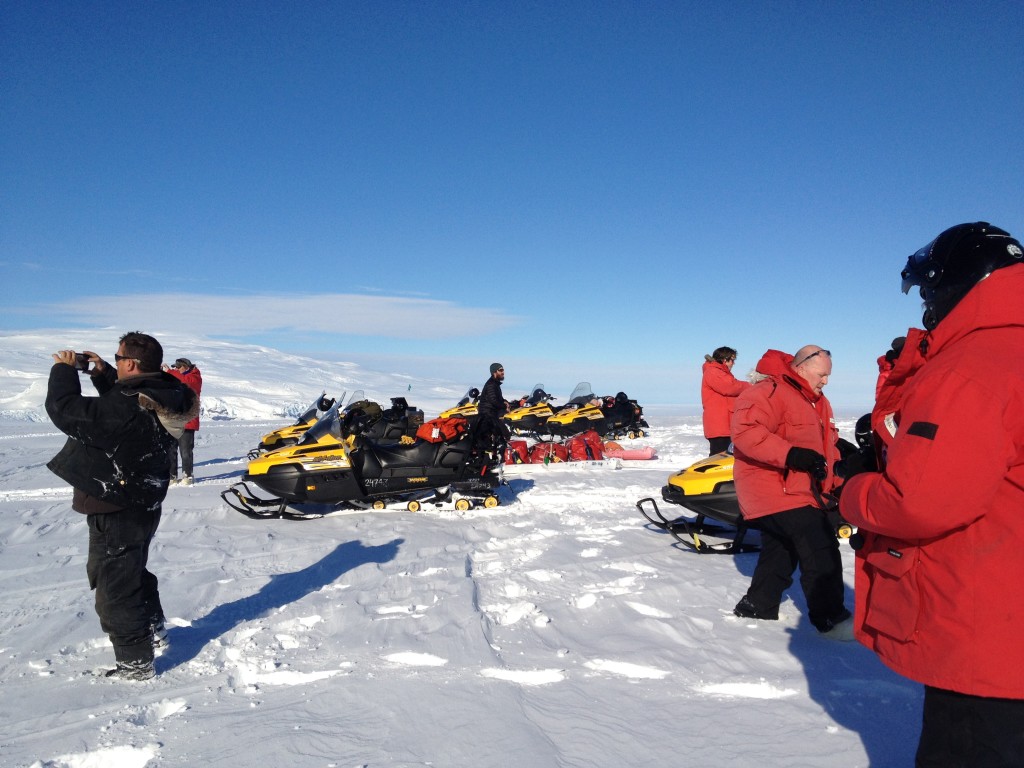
(752, 349, 822, 403)
(922, 262, 1024, 358)
(119, 371, 199, 440)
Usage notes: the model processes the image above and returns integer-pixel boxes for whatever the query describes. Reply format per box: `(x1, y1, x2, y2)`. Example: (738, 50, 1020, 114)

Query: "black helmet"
(901, 222, 1023, 329)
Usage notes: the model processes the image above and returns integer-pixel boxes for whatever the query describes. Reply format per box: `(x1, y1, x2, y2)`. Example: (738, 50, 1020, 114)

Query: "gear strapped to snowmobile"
(545, 382, 649, 440)
(223, 401, 502, 520)
(248, 390, 424, 460)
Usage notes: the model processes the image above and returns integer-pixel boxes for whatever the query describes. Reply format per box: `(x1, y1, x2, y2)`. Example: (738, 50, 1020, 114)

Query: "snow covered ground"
(0, 331, 922, 767)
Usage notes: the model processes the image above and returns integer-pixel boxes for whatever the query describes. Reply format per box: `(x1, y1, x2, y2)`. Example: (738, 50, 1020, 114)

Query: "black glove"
(835, 446, 878, 480)
(836, 437, 858, 459)
(786, 447, 827, 481)
(884, 336, 906, 364)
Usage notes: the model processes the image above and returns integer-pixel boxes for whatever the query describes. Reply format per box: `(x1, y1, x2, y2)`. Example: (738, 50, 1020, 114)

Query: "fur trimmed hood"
(139, 386, 199, 440)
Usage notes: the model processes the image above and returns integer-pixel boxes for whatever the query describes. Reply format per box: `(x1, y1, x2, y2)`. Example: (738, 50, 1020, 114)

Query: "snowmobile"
(249, 391, 338, 458)
(438, 387, 481, 427)
(635, 449, 756, 554)
(502, 383, 558, 436)
(222, 402, 502, 520)
(544, 382, 649, 439)
(636, 449, 854, 554)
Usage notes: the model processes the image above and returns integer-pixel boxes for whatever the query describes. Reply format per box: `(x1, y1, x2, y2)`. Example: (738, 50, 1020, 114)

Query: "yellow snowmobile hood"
(546, 402, 604, 427)
(439, 402, 478, 419)
(665, 451, 734, 497)
(246, 434, 356, 477)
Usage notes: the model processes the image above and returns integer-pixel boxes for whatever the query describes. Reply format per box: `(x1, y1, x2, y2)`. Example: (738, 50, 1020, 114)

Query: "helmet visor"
(901, 239, 940, 295)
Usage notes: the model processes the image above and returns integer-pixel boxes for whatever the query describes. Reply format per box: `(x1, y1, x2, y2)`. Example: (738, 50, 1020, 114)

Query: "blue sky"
(2, 1, 1022, 407)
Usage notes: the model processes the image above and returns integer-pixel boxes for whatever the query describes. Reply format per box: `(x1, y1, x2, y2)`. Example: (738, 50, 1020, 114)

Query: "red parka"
(730, 350, 839, 520)
(168, 366, 202, 431)
(701, 361, 750, 439)
(840, 264, 1024, 699)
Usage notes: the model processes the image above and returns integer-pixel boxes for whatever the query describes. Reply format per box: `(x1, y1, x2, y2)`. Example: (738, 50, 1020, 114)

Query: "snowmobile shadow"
(503, 477, 535, 497)
(784, 588, 923, 766)
(157, 537, 404, 672)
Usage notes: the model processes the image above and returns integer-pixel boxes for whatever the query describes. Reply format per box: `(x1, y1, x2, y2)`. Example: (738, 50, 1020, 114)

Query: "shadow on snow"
(157, 537, 404, 672)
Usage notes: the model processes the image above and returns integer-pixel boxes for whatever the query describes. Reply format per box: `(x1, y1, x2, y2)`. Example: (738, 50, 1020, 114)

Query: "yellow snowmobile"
(222, 401, 501, 520)
(248, 391, 338, 458)
(545, 382, 648, 439)
(502, 383, 557, 436)
(636, 449, 853, 554)
(439, 387, 480, 424)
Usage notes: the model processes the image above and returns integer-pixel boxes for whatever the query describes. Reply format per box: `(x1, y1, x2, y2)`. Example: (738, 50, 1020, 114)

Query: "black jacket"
(46, 363, 198, 513)
(478, 376, 506, 419)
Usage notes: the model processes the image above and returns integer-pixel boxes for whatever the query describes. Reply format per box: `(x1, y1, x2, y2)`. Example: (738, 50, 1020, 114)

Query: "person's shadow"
(729, 550, 922, 764)
(158, 538, 403, 672)
(782, 580, 923, 765)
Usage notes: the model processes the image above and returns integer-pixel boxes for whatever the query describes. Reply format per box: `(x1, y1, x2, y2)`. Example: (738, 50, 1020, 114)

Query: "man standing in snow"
(729, 344, 852, 639)
(45, 332, 197, 681)
(839, 222, 1024, 765)
(162, 357, 202, 486)
(478, 362, 510, 451)
(701, 346, 750, 455)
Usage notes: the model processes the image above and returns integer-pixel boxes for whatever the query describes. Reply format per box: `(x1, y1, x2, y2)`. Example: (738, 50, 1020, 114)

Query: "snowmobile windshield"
(456, 387, 479, 407)
(295, 392, 327, 425)
(298, 400, 341, 445)
(345, 390, 365, 406)
(526, 384, 547, 405)
(566, 382, 595, 405)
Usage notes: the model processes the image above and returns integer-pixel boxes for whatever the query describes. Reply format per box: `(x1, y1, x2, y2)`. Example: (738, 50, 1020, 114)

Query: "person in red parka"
(701, 346, 750, 455)
(839, 222, 1024, 766)
(163, 357, 202, 486)
(729, 345, 851, 639)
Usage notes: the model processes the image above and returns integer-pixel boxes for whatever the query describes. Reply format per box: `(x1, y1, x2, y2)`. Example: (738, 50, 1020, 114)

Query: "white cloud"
(40, 293, 522, 340)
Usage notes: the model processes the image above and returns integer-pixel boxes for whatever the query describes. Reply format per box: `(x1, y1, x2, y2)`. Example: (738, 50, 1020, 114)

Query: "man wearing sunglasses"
(840, 222, 1024, 765)
(729, 344, 852, 640)
(45, 332, 198, 681)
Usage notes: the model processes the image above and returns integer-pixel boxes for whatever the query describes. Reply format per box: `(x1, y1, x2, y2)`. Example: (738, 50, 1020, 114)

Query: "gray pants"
(170, 429, 195, 477)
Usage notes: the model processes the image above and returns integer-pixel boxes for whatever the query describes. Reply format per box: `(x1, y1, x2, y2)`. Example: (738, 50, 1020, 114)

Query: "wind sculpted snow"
(0, 333, 922, 767)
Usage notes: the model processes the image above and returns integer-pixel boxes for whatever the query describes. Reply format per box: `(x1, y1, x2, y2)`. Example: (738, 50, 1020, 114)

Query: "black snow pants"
(86, 505, 164, 664)
(742, 504, 846, 631)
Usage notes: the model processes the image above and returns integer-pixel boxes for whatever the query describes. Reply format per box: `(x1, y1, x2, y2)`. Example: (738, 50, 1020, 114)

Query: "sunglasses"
(793, 349, 831, 367)
(114, 353, 138, 363)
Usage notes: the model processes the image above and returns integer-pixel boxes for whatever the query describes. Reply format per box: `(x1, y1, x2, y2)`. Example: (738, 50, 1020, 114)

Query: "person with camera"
(162, 357, 202, 486)
(839, 223, 1024, 765)
(45, 332, 198, 681)
(729, 345, 852, 639)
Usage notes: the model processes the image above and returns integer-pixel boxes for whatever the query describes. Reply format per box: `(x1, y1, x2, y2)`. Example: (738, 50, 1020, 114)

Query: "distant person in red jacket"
(839, 222, 1024, 766)
(162, 357, 202, 486)
(730, 345, 851, 639)
(701, 346, 750, 455)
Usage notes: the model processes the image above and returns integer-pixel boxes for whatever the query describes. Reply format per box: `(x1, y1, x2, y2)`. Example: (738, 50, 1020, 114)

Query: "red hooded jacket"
(701, 361, 750, 439)
(168, 366, 202, 431)
(730, 349, 839, 520)
(840, 264, 1024, 699)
